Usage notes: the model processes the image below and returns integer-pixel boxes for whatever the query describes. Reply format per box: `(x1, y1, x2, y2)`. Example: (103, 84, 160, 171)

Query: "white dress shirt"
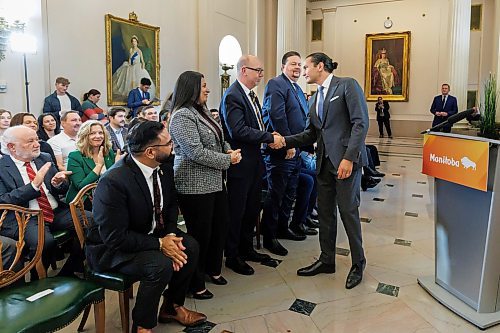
(237, 79, 264, 131)
(57, 94, 72, 116)
(47, 131, 77, 168)
(11, 156, 59, 211)
(316, 73, 334, 118)
(131, 156, 163, 234)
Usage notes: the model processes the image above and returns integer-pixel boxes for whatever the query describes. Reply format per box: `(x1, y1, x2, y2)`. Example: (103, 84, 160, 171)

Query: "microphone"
(420, 108, 476, 134)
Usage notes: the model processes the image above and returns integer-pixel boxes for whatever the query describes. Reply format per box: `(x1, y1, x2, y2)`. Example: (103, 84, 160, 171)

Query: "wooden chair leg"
(93, 299, 106, 333)
(77, 305, 91, 332)
(256, 215, 261, 249)
(119, 289, 130, 333)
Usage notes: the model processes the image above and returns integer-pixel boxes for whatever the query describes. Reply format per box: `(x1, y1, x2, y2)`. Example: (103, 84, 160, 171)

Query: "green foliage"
(480, 74, 499, 139)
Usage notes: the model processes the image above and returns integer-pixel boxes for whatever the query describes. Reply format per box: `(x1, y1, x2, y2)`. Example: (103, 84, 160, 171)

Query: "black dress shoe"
(209, 275, 227, 285)
(361, 176, 381, 191)
(225, 257, 254, 275)
(297, 260, 335, 276)
(276, 229, 306, 241)
(364, 166, 385, 178)
(192, 289, 214, 300)
(345, 261, 365, 289)
(263, 238, 288, 256)
(291, 224, 318, 236)
(305, 217, 320, 229)
(240, 250, 271, 263)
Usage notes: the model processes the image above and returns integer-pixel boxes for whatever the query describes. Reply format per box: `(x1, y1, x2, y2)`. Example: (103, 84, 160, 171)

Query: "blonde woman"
(66, 120, 124, 203)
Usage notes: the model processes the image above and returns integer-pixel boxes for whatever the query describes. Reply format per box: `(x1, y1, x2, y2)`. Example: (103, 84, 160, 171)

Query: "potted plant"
(479, 73, 499, 139)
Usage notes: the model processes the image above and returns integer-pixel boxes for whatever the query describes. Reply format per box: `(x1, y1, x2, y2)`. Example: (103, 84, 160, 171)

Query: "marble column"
(276, 0, 307, 73)
(449, 0, 471, 111)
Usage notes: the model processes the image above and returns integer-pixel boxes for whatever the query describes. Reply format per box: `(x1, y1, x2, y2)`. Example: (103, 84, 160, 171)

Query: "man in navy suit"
(0, 125, 79, 276)
(430, 83, 458, 133)
(260, 51, 316, 257)
(128, 78, 152, 118)
(220, 55, 284, 275)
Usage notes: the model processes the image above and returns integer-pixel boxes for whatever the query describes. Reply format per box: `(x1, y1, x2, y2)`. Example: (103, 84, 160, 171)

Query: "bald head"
(236, 55, 264, 90)
(2, 125, 41, 161)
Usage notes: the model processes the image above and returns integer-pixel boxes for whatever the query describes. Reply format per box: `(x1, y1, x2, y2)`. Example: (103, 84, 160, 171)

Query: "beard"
(154, 151, 171, 164)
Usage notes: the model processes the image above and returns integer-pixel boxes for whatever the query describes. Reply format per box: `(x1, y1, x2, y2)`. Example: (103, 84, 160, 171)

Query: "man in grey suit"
(274, 52, 369, 289)
(105, 107, 128, 152)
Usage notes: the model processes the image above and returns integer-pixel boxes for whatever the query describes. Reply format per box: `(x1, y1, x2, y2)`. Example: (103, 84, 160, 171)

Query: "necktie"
(317, 86, 325, 122)
(152, 169, 164, 233)
(442, 96, 446, 108)
(293, 82, 308, 114)
(249, 91, 265, 131)
(24, 162, 54, 223)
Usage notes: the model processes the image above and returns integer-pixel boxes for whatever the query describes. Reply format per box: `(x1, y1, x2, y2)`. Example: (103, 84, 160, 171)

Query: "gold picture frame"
(364, 31, 410, 102)
(105, 14, 160, 105)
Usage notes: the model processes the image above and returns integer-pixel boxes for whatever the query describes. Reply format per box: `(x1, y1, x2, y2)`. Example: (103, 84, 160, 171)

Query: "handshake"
(269, 132, 286, 149)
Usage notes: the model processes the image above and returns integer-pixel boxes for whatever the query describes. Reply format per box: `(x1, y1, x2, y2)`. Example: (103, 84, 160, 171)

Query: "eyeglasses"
(148, 139, 173, 149)
(244, 66, 264, 75)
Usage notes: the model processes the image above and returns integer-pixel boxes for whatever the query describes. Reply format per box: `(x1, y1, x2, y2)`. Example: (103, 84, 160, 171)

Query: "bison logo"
(461, 156, 476, 170)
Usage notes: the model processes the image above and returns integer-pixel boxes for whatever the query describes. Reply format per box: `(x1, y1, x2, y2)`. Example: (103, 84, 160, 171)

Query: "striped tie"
(24, 162, 55, 223)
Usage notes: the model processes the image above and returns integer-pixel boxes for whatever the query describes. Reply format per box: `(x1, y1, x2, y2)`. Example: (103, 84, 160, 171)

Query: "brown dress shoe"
(158, 305, 207, 327)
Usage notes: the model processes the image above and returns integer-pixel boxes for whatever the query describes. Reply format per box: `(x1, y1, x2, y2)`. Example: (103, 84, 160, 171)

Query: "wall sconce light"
(0, 17, 25, 61)
(218, 35, 242, 98)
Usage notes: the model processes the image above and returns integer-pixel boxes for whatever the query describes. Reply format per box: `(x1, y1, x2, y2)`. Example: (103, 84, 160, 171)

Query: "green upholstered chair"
(70, 183, 137, 333)
(0, 204, 105, 333)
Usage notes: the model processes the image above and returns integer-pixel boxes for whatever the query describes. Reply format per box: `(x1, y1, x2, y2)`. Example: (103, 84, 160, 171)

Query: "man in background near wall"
(43, 77, 82, 121)
(430, 83, 458, 133)
(128, 78, 152, 118)
(260, 51, 315, 257)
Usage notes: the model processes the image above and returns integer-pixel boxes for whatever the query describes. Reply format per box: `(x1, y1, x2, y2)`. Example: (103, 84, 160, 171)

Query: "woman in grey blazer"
(169, 71, 241, 300)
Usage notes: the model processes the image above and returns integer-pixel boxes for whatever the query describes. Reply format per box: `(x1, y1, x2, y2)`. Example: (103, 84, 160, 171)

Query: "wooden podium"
(418, 132, 500, 329)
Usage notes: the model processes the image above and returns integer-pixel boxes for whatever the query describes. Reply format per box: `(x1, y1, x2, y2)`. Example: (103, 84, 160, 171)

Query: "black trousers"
(225, 171, 262, 258)
(261, 156, 300, 239)
(115, 232, 198, 329)
(317, 156, 365, 266)
(178, 189, 229, 292)
(377, 117, 392, 136)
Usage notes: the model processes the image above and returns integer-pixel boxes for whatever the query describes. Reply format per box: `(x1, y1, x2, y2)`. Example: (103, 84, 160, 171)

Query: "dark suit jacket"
(285, 76, 368, 173)
(42, 92, 82, 120)
(0, 153, 69, 228)
(105, 124, 128, 152)
(86, 155, 179, 272)
(375, 101, 390, 120)
(219, 81, 274, 178)
(430, 94, 458, 127)
(127, 88, 150, 117)
(261, 74, 307, 158)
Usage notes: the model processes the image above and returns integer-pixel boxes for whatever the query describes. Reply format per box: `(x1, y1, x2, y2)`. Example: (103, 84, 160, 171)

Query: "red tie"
(24, 162, 55, 223)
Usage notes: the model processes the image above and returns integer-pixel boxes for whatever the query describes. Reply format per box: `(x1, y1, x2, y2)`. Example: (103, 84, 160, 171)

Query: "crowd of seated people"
(0, 55, 389, 332)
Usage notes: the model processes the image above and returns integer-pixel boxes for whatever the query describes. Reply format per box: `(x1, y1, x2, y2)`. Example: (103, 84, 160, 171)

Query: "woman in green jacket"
(66, 120, 123, 203)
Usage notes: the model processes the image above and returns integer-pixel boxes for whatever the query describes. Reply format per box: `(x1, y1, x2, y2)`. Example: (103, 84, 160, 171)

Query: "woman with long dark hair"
(81, 89, 106, 122)
(169, 71, 241, 299)
(0, 109, 12, 140)
(37, 113, 61, 142)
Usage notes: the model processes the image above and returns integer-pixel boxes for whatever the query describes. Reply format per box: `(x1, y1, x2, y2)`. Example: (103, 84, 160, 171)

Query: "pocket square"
(330, 96, 339, 102)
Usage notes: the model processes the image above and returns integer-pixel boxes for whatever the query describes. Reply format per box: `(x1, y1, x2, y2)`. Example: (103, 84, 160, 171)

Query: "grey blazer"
(285, 76, 368, 173)
(169, 106, 232, 194)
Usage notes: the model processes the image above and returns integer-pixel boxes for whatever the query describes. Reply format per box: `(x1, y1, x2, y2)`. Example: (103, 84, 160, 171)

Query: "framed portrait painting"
(105, 14, 160, 105)
(364, 31, 410, 102)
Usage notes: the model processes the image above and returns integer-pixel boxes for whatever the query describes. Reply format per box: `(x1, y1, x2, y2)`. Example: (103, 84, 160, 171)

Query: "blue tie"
(317, 86, 325, 122)
(293, 82, 308, 114)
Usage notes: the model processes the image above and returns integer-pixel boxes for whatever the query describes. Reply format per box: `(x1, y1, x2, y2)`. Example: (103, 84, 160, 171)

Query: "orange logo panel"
(422, 134, 489, 191)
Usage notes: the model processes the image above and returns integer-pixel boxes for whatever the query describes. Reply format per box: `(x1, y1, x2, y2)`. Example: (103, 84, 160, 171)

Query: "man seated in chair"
(86, 121, 206, 333)
(0, 126, 80, 277)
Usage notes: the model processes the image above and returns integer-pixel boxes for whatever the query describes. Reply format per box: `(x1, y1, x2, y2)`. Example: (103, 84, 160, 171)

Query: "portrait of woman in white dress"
(372, 48, 399, 95)
(111, 35, 156, 100)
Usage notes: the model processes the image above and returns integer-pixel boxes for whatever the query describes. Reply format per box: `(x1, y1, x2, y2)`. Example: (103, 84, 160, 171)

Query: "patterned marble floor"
(62, 136, 499, 333)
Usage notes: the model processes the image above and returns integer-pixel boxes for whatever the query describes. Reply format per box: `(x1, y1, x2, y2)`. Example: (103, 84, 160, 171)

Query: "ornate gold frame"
(364, 31, 410, 102)
(105, 14, 160, 106)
